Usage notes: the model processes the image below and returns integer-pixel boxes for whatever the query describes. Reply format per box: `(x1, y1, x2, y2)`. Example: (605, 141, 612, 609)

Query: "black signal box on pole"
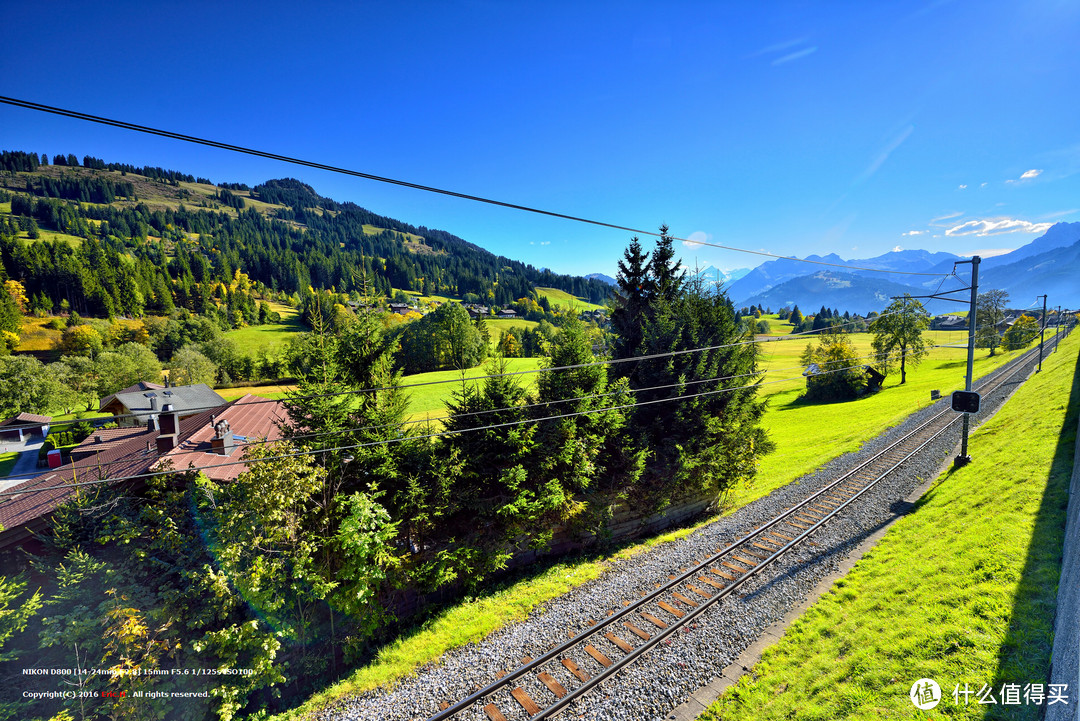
(951, 390, 981, 413)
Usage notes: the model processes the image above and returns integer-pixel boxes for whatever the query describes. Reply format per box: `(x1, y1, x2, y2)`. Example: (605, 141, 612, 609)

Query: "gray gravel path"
(319, 347, 1045, 721)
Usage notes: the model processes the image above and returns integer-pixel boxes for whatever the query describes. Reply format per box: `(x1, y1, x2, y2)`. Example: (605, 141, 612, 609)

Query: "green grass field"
(484, 317, 540, 342)
(0, 452, 18, 477)
(402, 357, 545, 425)
(216, 357, 546, 426)
(271, 331, 1061, 721)
(216, 385, 295, 403)
(754, 313, 796, 336)
(736, 329, 1030, 506)
(50, 410, 112, 423)
(362, 224, 425, 243)
(534, 286, 606, 312)
(15, 227, 85, 245)
(700, 330, 1079, 721)
(223, 301, 305, 353)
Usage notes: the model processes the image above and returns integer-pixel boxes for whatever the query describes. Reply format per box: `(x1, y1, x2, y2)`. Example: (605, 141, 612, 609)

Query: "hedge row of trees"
(0, 233, 772, 721)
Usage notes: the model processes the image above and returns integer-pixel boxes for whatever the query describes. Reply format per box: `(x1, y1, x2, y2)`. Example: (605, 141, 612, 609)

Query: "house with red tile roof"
(0, 394, 287, 551)
(0, 413, 52, 442)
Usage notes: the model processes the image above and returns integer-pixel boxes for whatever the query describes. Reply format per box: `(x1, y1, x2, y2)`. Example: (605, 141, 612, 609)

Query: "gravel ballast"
(319, 346, 1048, 721)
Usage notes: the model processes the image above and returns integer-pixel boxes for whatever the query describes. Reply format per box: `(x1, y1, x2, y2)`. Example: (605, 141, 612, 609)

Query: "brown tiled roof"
(70, 427, 150, 460)
(0, 412, 52, 427)
(0, 394, 287, 549)
(158, 395, 286, 480)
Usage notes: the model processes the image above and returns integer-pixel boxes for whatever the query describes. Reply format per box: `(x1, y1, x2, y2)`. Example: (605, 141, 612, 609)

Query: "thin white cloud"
(902, 230, 927, 236)
(749, 37, 809, 58)
(960, 248, 1016, 258)
(855, 125, 915, 186)
(945, 218, 1053, 237)
(772, 47, 817, 66)
(892, 245, 903, 252)
(539, 241, 551, 246)
(1037, 209, 1079, 220)
(980, 182, 989, 188)
(930, 211, 964, 226)
(682, 230, 712, 249)
(958, 184, 968, 190)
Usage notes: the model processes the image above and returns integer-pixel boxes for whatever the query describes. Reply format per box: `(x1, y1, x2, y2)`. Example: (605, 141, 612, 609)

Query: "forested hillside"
(0, 150, 611, 317)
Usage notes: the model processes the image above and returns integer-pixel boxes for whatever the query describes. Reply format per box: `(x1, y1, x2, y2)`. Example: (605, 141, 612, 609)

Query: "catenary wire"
(25, 346, 901, 481)
(0, 95, 951, 278)
(2, 305, 928, 433)
(0, 356, 912, 498)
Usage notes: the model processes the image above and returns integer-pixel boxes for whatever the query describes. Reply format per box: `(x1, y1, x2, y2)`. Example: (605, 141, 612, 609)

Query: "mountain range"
(585, 265, 751, 288)
(731, 222, 1080, 314)
(692, 265, 752, 285)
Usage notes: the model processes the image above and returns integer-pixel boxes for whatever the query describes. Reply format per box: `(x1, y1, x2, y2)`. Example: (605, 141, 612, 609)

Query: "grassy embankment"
(534, 286, 606, 312)
(0, 452, 19, 477)
(700, 329, 1078, 720)
(271, 330, 1052, 720)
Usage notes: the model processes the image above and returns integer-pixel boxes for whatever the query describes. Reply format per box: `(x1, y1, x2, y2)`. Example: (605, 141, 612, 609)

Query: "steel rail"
(423, 339, 1050, 721)
(425, 402, 948, 721)
(526, 341, 1046, 719)
(529, 409, 964, 720)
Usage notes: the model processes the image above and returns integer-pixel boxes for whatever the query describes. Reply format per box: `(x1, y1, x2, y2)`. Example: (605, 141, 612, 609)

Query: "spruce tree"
(611, 236, 649, 358)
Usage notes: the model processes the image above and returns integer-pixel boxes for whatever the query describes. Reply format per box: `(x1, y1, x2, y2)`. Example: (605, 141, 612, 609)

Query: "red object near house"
(47, 449, 62, 469)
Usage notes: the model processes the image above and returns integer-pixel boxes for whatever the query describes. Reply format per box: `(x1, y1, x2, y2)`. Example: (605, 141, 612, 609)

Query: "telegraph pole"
(955, 255, 980, 467)
(1037, 294, 1047, 371)
(1055, 305, 1061, 351)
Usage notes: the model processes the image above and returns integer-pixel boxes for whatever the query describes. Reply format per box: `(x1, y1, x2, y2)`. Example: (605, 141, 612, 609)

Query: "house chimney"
(149, 395, 159, 412)
(160, 403, 179, 435)
(146, 416, 159, 432)
(210, 419, 234, 456)
(155, 434, 178, 453)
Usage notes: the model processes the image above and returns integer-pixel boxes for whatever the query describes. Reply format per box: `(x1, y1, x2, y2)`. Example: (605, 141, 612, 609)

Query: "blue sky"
(2, 1, 1078, 278)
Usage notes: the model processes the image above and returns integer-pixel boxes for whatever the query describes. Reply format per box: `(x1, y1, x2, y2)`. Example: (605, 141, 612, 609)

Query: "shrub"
(800, 330, 868, 401)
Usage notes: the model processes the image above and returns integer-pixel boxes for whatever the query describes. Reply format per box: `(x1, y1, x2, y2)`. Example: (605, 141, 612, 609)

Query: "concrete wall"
(1048, 413, 1080, 721)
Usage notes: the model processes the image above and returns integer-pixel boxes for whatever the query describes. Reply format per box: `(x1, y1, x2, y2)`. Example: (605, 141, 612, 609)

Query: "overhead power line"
(23, 347, 900, 481)
(5, 346, 907, 486)
(0, 95, 948, 277)
(0, 357, 901, 499)
(1, 306, 924, 434)
(9, 328, 1016, 499)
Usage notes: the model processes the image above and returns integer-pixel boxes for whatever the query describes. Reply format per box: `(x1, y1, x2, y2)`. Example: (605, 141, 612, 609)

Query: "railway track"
(424, 339, 1057, 721)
